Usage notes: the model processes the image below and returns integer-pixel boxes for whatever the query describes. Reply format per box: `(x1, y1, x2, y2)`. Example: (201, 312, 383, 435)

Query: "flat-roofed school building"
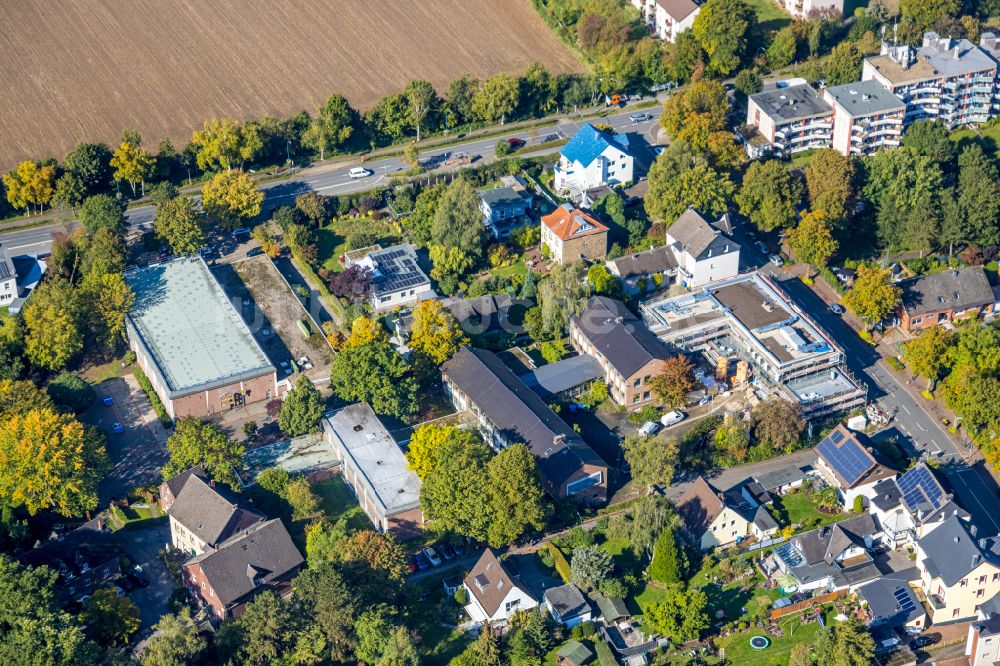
(125, 257, 278, 419)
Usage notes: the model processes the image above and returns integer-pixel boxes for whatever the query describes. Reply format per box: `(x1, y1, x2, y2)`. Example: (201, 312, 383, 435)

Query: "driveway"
(114, 522, 176, 632)
(86, 375, 169, 504)
(664, 448, 817, 502)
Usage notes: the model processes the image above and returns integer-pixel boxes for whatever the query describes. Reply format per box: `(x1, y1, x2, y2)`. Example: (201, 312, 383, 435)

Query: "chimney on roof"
(972, 524, 978, 537)
(210, 479, 215, 488)
(954, 45, 961, 59)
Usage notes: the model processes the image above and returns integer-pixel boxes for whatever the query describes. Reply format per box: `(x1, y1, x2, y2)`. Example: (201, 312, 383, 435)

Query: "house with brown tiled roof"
(166, 470, 265, 556)
(676, 476, 779, 550)
(541, 204, 608, 264)
(897, 266, 996, 332)
(463, 549, 537, 627)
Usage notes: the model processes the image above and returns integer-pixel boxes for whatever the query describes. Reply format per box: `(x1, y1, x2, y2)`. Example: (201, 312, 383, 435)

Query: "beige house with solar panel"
(125, 257, 279, 419)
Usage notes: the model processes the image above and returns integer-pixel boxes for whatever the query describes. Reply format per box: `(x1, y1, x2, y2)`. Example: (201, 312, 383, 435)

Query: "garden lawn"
(789, 149, 820, 168)
(315, 215, 400, 273)
(745, 0, 792, 33)
(312, 476, 371, 532)
(315, 227, 348, 273)
(491, 258, 527, 278)
(769, 491, 849, 532)
(688, 558, 782, 623)
(716, 612, 826, 666)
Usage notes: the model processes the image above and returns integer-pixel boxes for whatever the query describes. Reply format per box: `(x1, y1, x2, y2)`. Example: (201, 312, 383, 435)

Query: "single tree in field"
(751, 397, 805, 451)
(0, 407, 107, 516)
(649, 355, 695, 409)
(82, 588, 141, 647)
(408, 299, 468, 366)
(788, 209, 838, 274)
(842, 265, 902, 330)
(472, 73, 520, 125)
(154, 196, 206, 255)
(278, 378, 325, 436)
(903, 326, 953, 388)
(303, 94, 357, 160)
(110, 130, 154, 196)
(622, 434, 679, 488)
(163, 418, 245, 487)
(202, 169, 263, 229)
(404, 80, 437, 141)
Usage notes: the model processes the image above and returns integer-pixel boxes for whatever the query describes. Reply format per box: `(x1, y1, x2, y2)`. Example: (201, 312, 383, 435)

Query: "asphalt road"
(776, 277, 1000, 536)
(0, 105, 665, 257)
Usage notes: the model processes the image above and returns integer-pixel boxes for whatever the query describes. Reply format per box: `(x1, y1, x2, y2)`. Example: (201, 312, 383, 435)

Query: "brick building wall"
(557, 232, 607, 264)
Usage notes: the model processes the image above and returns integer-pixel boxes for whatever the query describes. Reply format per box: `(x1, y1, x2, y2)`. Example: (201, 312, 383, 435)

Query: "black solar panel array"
(817, 430, 872, 487)
(372, 248, 428, 293)
(893, 586, 916, 615)
(897, 465, 944, 512)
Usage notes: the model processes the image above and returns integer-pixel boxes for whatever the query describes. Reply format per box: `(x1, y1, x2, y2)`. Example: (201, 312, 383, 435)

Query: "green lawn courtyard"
(311, 476, 371, 532)
(769, 490, 850, 533)
(716, 612, 827, 666)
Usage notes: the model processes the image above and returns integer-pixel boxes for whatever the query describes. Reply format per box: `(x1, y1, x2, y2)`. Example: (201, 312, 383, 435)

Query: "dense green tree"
(278, 377, 325, 436)
(154, 196, 205, 254)
(649, 528, 685, 584)
(190, 118, 261, 172)
(354, 604, 395, 664)
(294, 564, 357, 661)
(862, 148, 944, 251)
(419, 434, 492, 539)
(218, 591, 297, 664)
(788, 210, 838, 272)
(82, 588, 140, 647)
(737, 159, 803, 231)
(824, 42, 863, 86)
(900, 0, 959, 32)
(452, 627, 501, 666)
(734, 69, 762, 95)
(404, 80, 438, 141)
(303, 94, 357, 160)
(644, 585, 709, 644)
(946, 323, 1000, 376)
(751, 396, 805, 451)
(62, 142, 113, 196)
(813, 618, 876, 666)
(405, 424, 482, 480)
(804, 149, 855, 226)
(692, 0, 755, 76)
(295, 192, 328, 226)
(201, 169, 263, 228)
(957, 143, 1000, 247)
(0, 556, 100, 664)
(766, 25, 799, 69)
(80, 227, 127, 280)
(52, 173, 87, 209)
(22, 277, 84, 371)
(472, 73, 520, 124)
(45, 372, 95, 414)
(408, 299, 468, 367)
(570, 545, 614, 592)
(486, 444, 548, 547)
(367, 93, 411, 143)
(79, 194, 126, 237)
(903, 326, 953, 388)
(446, 74, 480, 126)
(140, 610, 205, 666)
(645, 144, 734, 221)
(163, 418, 245, 487)
(431, 179, 486, 261)
(901, 120, 954, 166)
(623, 434, 679, 488)
(842, 265, 902, 328)
(329, 339, 418, 418)
(380, 626, 420, 666)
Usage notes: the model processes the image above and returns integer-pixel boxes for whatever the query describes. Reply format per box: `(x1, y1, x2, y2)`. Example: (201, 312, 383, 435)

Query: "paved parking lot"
(85, 374, 169, 503)
(114, 522, 176, 631)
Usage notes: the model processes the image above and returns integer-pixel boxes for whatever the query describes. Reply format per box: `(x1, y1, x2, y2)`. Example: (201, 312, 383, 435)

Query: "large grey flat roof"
(750, 84, 832, 123)
(825, 80, 905, 117)
(323, 404, 421, 514)
(126, 257, 274, 396)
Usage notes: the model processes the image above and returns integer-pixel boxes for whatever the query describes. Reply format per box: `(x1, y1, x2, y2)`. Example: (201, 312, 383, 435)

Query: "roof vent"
(353, 424, 363, 432)
(955, 536, 961, 543)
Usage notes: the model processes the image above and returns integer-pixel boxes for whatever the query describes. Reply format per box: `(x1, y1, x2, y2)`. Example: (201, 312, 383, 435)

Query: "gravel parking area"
(213, 256, 333, 383)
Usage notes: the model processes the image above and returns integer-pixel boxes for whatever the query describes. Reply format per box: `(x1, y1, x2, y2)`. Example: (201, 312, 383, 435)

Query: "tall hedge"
(548, 542, 572, 584)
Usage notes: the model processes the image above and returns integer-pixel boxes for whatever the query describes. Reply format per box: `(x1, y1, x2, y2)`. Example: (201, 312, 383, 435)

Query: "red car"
(507, 137, 526, 149)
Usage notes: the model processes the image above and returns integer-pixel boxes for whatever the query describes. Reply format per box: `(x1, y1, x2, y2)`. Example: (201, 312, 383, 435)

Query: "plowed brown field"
(0, 0, 582, 168)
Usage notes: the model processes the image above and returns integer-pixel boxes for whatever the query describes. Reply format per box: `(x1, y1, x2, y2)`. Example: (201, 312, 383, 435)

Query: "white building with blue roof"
(553, 123, 634, 201)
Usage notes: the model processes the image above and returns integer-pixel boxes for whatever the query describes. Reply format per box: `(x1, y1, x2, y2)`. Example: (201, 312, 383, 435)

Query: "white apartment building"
(631, 0, 700, 42)
(823, 80, 906, 156)
(774, 0, 843, 20)
(863, 32, 997, 129)
(744, 82, 834, 157)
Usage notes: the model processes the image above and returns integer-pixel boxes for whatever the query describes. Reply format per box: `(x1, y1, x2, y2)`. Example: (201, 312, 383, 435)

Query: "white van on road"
(660, 411, 686, 427)
(349, 167, 373, 179)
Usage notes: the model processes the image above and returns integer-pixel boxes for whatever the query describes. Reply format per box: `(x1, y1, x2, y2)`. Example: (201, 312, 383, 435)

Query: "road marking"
(954, 469, 1000, 533)
(930, 441, 941, 453)
(917, 423, 926, 432)
(900, 405, 912, 415)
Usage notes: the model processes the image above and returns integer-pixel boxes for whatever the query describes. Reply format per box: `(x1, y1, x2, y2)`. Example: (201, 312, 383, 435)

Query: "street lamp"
(286, 140, 291, 165)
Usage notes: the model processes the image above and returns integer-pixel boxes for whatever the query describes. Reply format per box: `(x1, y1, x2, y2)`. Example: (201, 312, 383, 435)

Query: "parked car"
(829, 303, 845, 314)
(247, 247, 264, 258)
(911, 634, 940, 649)
(769, 255, 784, 267)
(414, 553, 430, 571)
(423, 547, 442, 567)
(638, 421, 660, 437)
(440, 544, 456, 560)
(232, 227, 250, 238)
(452, 542, 464, 556)
(629, 112, 652, 122)
(754, 241, 768, 254)
(349, 167, 373, 179)
(660, 411, 686, 427)
(507, 137, 526, 149)
(876, 637, 901, 653)
(112, 422, 124, 434)
(102, 395, 113, 406)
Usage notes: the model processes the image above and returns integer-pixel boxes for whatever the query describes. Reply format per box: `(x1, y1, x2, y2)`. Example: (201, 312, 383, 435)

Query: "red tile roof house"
(165, 467, 303, 621)
(897, 266, 996, 332)
(541, 204, 609, 265)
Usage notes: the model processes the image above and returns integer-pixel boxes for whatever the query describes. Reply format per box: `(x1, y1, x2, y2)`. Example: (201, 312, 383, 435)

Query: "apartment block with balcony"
(775, 0, 843, 21)
(823, 80, 906, 156)
(863, 32, 997, 129)
(744, 82, 834, 157)
(630, 0, 700, 42)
